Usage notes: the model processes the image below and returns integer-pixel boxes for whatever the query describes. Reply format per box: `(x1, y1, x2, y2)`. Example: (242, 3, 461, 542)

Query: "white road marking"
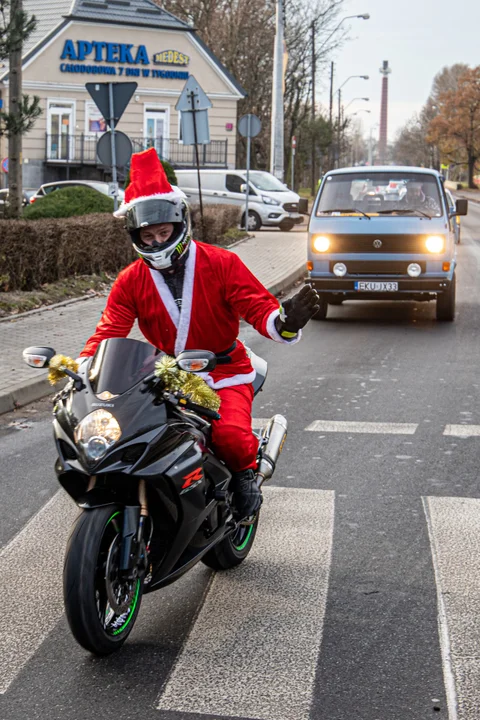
(0, 490, 78, 694)
(157, 486, 335, 720)
(443, 425, 480, 438)
(305, 420, 418, 434)
(422, 496, 480, 720)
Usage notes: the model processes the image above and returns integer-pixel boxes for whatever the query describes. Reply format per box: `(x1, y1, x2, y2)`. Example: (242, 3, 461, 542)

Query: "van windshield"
(317, 172, 443, 218)
(248, 172, 287, 192)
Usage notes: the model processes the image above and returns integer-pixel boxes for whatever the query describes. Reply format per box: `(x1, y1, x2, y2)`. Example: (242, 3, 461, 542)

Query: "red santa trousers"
(212, 384, 258, 472)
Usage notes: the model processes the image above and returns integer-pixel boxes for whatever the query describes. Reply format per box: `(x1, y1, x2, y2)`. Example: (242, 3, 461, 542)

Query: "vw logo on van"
(373, 239, 383, 249)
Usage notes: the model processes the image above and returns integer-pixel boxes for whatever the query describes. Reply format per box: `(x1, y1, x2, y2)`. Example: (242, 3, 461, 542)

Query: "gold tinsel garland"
(154, 355, 221, 411)
(48, 354, 79, 386)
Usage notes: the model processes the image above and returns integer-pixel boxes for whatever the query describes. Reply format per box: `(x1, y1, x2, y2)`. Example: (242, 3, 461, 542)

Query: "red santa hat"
(114, 147, 186, 217)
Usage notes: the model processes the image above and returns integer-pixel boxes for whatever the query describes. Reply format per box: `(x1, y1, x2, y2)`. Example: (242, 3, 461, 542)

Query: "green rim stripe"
(107, 510, 120, 525)
(112, 579, 141, 636)
(233, 525, 253, 552)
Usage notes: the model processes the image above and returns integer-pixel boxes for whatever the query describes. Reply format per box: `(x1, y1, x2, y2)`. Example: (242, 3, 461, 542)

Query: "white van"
(175, 169, 304, 231)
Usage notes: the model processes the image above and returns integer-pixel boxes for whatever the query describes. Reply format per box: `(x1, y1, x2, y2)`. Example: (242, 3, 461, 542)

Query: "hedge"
(23, 186, 114, 220)
(0, 215, 133, 291)
(0, 204, 242, 291)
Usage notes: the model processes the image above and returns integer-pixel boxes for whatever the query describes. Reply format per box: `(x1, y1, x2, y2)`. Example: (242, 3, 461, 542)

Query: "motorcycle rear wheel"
(201, 514, 259, 571)
(63, 505, 144, 655)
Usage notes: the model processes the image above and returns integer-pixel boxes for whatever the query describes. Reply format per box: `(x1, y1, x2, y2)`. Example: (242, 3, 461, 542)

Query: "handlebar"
(180, 398, 221, 421)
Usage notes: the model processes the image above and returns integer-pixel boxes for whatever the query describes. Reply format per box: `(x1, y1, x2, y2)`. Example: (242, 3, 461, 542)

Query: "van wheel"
(242, 210, 261, 231)
(279, 219, 295, 231)
(311, 295, 328, 320)
(436, 273, 456, 322)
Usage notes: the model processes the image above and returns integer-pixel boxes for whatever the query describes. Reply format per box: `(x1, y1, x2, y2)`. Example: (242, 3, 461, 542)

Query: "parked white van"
(175, 169, 304, 231)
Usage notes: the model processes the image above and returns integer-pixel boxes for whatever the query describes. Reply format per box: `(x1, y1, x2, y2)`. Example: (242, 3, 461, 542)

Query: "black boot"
(231, 469, 262, 519)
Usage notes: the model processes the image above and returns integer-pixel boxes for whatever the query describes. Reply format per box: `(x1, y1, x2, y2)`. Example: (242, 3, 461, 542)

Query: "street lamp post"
(335, 75, 369, 168)
(344, 97, 370, 112)
(368, 122, 379, 166)
(310, 13, 370, 193)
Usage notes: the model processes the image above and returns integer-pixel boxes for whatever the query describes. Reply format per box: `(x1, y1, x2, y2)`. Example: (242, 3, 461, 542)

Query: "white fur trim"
(174, 241, 196, 356)
(149, 268, 180, 328)
(198, 369, 257, 390)
(113, 186, 187, 217)
(266, 308, 302, 344)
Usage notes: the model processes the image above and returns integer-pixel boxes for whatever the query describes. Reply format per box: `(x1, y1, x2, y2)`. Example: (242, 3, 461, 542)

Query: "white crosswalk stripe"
(443, 425, 480, 438)
(423, 496, 480, 720)
(305, 420, 418, 434)
(0, 490, 78, 695)
(157, 486, 335, 720)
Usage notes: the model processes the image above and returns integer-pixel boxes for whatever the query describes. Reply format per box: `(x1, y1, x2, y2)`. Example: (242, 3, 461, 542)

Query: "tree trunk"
(468, 151, 476, 189)
(8, 0, 23, 219)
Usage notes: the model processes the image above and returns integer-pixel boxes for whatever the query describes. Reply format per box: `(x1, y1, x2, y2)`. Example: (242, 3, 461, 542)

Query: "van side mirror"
(299, 198, 309, 214)
(454, 198, 468, 216)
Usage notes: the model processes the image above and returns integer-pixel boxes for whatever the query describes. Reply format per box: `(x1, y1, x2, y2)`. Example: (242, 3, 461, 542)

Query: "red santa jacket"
(80, 240, 300, 389)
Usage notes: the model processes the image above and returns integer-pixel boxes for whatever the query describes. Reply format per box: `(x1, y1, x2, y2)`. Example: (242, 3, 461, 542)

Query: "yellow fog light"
(425, 235, 445, 253)
(313, 235, 330, 253)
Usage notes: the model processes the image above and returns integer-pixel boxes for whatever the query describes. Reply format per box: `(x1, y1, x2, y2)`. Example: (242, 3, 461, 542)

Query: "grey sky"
(317, 0, 480, 141)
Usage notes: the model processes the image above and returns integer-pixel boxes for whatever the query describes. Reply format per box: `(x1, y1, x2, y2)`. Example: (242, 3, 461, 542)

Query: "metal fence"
(44, 135, 228, 168)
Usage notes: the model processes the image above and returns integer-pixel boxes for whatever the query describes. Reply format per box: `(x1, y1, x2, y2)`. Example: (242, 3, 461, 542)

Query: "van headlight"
(425, 235, 445, 253)
(261, 195, 280, 205)
(75, 409, 121, 462)
(312, 235, 330, 252)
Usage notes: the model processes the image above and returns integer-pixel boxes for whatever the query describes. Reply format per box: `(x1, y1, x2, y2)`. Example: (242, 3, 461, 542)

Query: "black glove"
(275, 285, 320, 337)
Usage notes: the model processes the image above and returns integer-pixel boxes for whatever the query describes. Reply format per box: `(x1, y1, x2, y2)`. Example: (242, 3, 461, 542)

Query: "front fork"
(119, 479, 150, 579)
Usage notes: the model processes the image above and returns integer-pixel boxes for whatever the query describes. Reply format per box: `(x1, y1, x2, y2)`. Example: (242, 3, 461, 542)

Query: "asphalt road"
(2, 203, 480, 720)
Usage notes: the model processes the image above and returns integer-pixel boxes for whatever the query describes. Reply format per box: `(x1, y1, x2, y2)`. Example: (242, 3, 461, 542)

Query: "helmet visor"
(125, 198, 184, 231)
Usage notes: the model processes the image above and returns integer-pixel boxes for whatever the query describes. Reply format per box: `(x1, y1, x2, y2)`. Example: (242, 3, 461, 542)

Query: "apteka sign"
(59, 40, 189, 79)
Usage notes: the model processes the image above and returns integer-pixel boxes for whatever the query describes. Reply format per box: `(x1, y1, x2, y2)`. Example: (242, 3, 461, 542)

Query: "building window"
(85, 102, 107, 134)
(144, 107, 169, 159)
(47, 100, 75, 161)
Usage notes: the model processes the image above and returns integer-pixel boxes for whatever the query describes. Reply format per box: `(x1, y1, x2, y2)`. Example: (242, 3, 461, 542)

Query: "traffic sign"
(292, 136, 297, 149)
(1, 157, 8, 174)
(85, 82, 138, 129)
(96, 131, 132, 167)
(175, 76, 212, 113)
(238, 114, 261, 138)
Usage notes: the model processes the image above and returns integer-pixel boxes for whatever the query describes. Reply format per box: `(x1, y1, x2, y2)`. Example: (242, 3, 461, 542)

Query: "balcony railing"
(45, 134, 228, 168)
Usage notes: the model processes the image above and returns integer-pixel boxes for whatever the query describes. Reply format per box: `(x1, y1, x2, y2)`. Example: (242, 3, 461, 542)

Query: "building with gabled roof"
(0, 0, 245, 188)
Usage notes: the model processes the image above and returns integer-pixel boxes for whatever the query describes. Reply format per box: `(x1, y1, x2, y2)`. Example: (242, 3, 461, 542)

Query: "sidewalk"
(0, 230, 307, 414)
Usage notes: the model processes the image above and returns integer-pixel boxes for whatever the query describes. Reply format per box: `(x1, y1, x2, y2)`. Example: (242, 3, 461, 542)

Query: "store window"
(47, 101, 75, 161)
(85, 103, 107, 134)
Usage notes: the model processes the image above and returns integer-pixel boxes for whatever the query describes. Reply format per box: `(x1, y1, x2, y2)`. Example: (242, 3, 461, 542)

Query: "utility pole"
(270, 0, 284, 181)
(328, 61, 334, 170)
(310, 21, 316, 195)
(8, 0, 23, 218)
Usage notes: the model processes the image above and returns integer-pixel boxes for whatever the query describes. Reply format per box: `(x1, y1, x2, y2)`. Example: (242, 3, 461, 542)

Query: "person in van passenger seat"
(401, 181, 440, 215)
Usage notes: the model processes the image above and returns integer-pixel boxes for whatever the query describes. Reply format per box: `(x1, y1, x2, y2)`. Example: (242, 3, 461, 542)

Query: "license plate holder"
(354, 281, 399, 292)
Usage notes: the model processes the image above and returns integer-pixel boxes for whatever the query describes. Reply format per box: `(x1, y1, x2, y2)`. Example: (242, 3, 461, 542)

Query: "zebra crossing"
(255, 418, 480, 438)
(2, 485, 480, 719)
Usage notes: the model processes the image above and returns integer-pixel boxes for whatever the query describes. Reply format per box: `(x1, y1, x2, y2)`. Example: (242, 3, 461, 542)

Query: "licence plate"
(354, 281, 398, 292)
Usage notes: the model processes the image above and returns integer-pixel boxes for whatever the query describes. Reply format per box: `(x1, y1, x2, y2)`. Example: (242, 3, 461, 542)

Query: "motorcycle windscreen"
(89, 337, 161, 395)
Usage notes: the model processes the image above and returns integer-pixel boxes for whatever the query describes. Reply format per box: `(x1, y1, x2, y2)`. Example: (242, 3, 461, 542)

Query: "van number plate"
(354, 281, 398, 292)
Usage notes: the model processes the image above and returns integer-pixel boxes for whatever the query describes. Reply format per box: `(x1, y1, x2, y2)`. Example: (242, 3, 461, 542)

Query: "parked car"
(29, 180, 125, 204)
(307, 166, 468, 322)
(445, 188, 461, 244)
(0, 188, 37, 216)
(175, 169, 304, 231)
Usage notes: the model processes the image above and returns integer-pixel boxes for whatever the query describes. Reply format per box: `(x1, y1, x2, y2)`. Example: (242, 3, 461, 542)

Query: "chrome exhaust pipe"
(256, 414, 288, 487)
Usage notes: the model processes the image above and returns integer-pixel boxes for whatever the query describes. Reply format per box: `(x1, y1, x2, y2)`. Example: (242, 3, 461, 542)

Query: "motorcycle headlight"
(261, 195, 280, 205)
(75, 409, 121, 462)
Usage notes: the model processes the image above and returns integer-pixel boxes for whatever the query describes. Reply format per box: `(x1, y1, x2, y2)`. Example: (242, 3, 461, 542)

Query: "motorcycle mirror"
(176, 350, 217, 373)
(22, 346, 56, 368)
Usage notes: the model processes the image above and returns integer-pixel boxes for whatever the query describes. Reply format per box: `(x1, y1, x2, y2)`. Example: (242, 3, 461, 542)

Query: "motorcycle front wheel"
(63, 505, 144, 655)
(201, 514, 259, 571)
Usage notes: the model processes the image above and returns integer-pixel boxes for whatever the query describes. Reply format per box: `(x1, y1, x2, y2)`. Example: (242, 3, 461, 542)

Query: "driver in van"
(401, 181, 440, 215)
(79, 148, 319, 519)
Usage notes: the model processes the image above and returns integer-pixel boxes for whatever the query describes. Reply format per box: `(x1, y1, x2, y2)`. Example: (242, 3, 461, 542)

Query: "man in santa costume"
(80, 148, 319, 518)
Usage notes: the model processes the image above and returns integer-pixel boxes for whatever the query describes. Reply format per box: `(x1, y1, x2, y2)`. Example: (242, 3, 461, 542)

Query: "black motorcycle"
(23, 337, 287, 655)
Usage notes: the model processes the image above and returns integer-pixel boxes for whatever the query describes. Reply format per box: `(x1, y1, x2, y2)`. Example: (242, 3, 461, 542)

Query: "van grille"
(326, 234, 429, 254)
